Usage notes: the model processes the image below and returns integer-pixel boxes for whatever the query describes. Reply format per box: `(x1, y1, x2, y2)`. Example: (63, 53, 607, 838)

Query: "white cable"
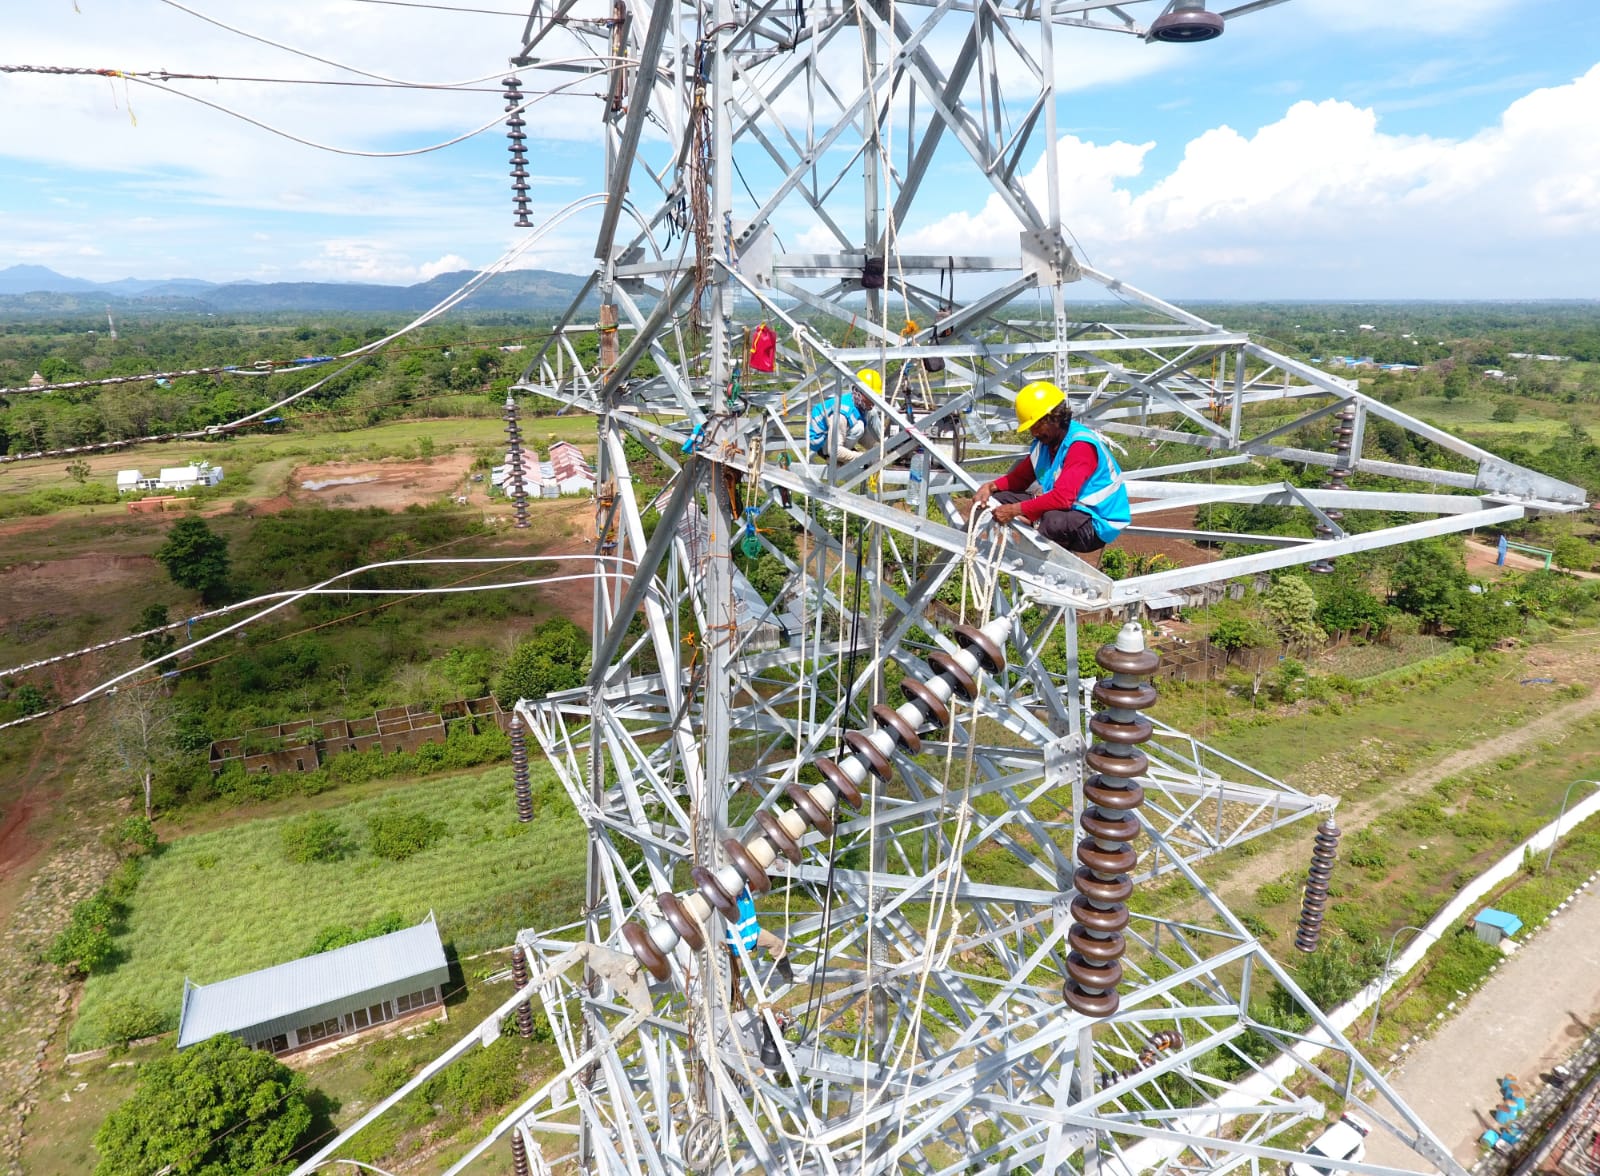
(158, 0, 593, 90)
(0, 193, 612, 468)
(128, 62, 618, 159)
(0, 555, 648, 734)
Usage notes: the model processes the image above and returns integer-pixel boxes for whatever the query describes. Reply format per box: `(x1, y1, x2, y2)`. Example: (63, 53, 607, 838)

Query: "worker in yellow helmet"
(808, 369, 880, 459)
(973, 380, 1129, 552)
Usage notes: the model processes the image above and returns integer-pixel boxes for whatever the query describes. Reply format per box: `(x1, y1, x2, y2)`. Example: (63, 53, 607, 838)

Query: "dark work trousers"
(991, 491, 1105, 553)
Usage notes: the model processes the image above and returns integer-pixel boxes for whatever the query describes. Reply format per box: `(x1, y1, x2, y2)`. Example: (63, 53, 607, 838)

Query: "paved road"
(1365, 879, 1600, 1171)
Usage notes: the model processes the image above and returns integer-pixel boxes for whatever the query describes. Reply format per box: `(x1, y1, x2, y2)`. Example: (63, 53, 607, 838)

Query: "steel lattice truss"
(295, 1, 1584, 1174)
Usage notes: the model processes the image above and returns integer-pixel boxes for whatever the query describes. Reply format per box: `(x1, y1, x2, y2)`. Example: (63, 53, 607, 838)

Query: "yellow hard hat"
(1015, 379, 1065, 433)
(856, 369, 883, 397)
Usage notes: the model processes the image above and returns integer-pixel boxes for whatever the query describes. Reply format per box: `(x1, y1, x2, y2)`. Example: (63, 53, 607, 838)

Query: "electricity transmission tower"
(297, 2, 1585, 1174)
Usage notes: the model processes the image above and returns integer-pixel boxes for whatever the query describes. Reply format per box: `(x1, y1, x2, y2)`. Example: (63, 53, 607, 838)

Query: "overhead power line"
(349, 0, 528, 14)
(0, 193, 612, 465)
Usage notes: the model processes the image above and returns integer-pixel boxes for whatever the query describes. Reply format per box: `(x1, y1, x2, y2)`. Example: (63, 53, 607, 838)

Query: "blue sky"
(1, 0, 1597, 298)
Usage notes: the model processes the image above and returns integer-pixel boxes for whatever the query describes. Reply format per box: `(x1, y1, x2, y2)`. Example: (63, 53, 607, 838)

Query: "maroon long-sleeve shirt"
(993, 440, 1098, 520)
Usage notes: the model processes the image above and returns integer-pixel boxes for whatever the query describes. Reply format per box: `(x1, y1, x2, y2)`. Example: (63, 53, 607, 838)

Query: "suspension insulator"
(504, 396, 530, 529)
(511, 1130, 532, 1176)
(1294, 815, 1342, 953)
(1065, 622, 1158, 1019)
(511, 714, 533, 822)
(511, 944, 534, 1038)
(616, 617, 1016, 983)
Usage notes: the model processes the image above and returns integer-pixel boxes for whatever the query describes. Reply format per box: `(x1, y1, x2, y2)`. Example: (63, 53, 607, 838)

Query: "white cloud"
(905, 65, 1600, 296)
(419, 252, 472, 280)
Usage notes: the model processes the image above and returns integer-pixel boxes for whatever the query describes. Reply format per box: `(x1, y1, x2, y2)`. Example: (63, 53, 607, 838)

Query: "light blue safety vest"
(725, 887, 762, 952)
(1027, 421, 1130, 544)
(808, 395, 866, 456)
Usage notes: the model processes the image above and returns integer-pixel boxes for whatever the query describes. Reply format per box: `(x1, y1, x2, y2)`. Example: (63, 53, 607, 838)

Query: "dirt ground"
(1465, 537, 1600, 581)
(1121, 504, 1220, 569)
(289, 454, 474, 511)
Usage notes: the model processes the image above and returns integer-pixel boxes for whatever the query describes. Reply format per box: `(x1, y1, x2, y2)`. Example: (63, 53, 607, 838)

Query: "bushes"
(47, 893, 122, 976)
(307, 911, 407, 955)
(367, 809, 447, 862)
(280, 812, 352, 863)
(495, 617, 590, 706)
(94, 997, 170, 1047)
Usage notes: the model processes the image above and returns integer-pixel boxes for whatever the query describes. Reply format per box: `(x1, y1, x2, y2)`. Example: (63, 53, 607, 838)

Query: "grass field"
(71, 764, 586, 1051)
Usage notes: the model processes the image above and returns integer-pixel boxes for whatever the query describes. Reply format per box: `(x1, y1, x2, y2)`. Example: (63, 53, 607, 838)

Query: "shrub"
(1553, 535, 1593, 573)
(280, 812, 352, 864)
(96, 997, 170, 1047)
(103, 817, 159, 861)
(367, 809, 447, 862)
(1254, 881, 1296, 906)
(47, 893, 120, 976)
(307, 911, 408, 956)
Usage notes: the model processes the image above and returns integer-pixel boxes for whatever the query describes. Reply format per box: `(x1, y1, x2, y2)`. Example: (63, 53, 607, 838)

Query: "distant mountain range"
(0, 264, 593, 315)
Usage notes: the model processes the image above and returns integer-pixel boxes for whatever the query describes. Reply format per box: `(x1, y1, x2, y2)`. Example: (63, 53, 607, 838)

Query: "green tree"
(1441, 366, 1469, 401)
(155, 517, 231, 604)
(1491, 399, 1519, 423)
(1312, 573, 1390, 636)
(1262, 577, 1325, 650)
(1209, 613, 1271, 656)
(1390, 539, 1467, 628)
(65, 458, 91, 484)
(93, 1034, 313, 1176)
(495, 617, 591, 706)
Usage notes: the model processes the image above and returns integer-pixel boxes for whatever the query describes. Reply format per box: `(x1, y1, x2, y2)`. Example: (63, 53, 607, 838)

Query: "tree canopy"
(93, 1034, 313, 1176)
(495, 617, 591, 706)
(155, 517, 231, 604)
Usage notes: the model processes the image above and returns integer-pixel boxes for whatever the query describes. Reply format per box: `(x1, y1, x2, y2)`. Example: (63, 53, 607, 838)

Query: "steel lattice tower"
(295, 2, 1585, 1174)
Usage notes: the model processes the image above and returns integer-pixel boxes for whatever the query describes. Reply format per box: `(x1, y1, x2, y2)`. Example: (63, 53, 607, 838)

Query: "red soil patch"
(1119, 503, 1221, 569)
(290, 455, 473, 512)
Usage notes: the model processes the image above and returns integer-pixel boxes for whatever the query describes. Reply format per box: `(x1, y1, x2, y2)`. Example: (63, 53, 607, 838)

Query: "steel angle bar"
(767, 463, 1116, 604)
(1108, 502, 1527, 603)
(1123, 526, 1313, 549)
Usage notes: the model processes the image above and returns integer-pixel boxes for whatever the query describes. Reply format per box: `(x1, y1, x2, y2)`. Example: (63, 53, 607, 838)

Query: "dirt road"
(1364, 880, 1600, 1169)
(1208, 638, 1600, 899)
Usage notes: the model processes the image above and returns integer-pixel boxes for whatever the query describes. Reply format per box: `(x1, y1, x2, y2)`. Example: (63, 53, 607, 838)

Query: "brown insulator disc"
(1080, 809, 1139, 844)
(1063, 981, 1120, 1018)
(953, 624, 1006, 673)
(817, 756, 865, 809)
(927, 650, 977, 700)
(1077, 840, 1139, 875)
(723, 838, 771, 894)
(1066, 950, 1124, 991)
(1070, 895, 1130, 935)
(1073, 866, 1134, 904)
(622, 922, 670, 982)
(657, 891, 704, 951)
(1088, 713, 1154, 747)
(1084, 778, 1146, 810)
(1094, 646, 1160, 677)
(842, 731, 892, 781)
(1091, 680, 1159, 711)
(755, 810, 802, 864)
(872, 702, 922, 754)
(1068, 924, 1125, 961)
(691, 865, 741, 920)
(784, 781, 834, 836)
(1084, 746, 1150, 779)
(901, 676, 951, 727)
